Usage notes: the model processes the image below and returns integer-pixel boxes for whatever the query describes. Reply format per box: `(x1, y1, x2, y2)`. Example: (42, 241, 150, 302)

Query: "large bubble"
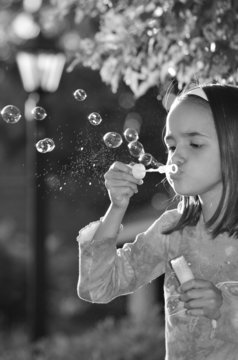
(139, 153, 153, 166)
(88, 112, 102, 125)
(103, 132, 123, 148)
(1, 105, 22, 124)
(73, 89, 87, 101)
(32, 106, 47, 120)
(36, 138, 55, 153)
(150, 156, 161, 168)
(128, 140, 144, 158)
(123, 128, 139, 142)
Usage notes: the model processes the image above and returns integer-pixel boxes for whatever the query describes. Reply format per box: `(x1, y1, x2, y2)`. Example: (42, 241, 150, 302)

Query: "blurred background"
(0, 0, 237, 359)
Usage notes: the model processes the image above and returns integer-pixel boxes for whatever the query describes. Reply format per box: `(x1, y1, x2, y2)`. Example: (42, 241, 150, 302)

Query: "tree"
(1, 0, 238, 97)
(53, 0, 238, 97)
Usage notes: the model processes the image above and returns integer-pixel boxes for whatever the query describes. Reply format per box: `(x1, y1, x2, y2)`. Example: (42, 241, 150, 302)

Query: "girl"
(77, 84, 238, 359)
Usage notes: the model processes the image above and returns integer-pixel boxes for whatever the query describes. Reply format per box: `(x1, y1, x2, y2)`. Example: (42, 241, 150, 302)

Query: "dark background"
(0, 59, 171, 357)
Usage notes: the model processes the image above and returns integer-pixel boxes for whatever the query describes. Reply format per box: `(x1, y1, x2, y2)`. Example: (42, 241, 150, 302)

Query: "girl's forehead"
(166, 98, 216, 137)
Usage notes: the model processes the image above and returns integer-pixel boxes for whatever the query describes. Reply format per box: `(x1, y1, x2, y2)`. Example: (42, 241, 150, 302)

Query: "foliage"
(1, 0, 238, 96)
(1, 308, 165, 360)
(57, 0, 238, 97)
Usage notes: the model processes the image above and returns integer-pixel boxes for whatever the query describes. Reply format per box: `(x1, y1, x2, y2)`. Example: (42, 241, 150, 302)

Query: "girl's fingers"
(121, 187, 136, 197)
(104, 162, 143, 206)
(105, 170, 141, 184)
(180, 287, 217, 303)
(109, 161, 132, 173)
(110, 186, 138, 197)
(184, 298, 212, 309)
(186, 309, 204, 316)
(105, 179, 138, 193)
(180, 279, 211, 292)
(111, 188, 136, 202)
(179, 289, 205, 302)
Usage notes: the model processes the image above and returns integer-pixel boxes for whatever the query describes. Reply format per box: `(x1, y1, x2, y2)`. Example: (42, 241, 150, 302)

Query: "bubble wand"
(131, 163, 178, 179)
(147, 163, 178, 174)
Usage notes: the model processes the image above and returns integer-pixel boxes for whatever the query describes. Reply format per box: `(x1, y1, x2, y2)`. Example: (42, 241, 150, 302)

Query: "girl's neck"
(200, 201, 217, 222)
(198, 184, 223, 223)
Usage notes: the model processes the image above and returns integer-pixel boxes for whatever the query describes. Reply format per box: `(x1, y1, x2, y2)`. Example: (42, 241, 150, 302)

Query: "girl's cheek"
(167, 153, 172, 162)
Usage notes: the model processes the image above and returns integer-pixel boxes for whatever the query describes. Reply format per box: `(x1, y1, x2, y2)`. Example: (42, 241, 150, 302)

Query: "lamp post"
(16, 47, 65, 340)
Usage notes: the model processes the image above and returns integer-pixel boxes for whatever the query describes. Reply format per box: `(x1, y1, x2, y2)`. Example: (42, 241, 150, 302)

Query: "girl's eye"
(190, 143, 202, 148)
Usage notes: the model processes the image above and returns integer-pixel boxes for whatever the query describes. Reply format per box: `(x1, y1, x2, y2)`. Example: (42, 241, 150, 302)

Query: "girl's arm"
(77, 210, 177, 304)
(76, 161, 178, 304)
(94, 161, 142, 239)
(94, 202, 127, 240)
(77, 160, 141, 302)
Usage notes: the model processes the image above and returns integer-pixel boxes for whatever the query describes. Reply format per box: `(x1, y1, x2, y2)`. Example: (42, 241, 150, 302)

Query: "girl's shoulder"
(158, 208, 181, 229)
(145, 208, 181, 235)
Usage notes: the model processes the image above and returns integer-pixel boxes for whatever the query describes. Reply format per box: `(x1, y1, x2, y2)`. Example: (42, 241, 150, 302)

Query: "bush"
(1, 307, 165, 360)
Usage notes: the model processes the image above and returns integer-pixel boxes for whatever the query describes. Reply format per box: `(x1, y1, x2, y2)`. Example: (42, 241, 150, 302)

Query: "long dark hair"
(163, 84, 238, 239)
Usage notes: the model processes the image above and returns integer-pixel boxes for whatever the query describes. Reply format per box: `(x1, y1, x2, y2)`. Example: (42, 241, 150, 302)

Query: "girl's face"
(164, 98, 223, 204)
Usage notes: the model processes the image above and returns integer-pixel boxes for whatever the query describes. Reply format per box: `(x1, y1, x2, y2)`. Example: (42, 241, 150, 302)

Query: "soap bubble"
(128, 140, 144, 158)
(150, 156, 161, 168)
(1, 105, 21, 124)
(36, 138, 55, 153)
(103, 132, 123, 148)
(123, 128, 139, 142)
(88, 112, 102, 125)
(32, 106, 47, 120)
(73, 89, 87, 101)
(139, 153, 152, 166)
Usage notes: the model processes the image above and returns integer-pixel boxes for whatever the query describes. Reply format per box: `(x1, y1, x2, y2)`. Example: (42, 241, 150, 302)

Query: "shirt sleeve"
(76, 210, 178, 304)
(213, 282, 238, 343)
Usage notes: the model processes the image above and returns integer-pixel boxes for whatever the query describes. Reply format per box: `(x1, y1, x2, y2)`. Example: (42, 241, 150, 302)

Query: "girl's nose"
(171, 146, 186, 166)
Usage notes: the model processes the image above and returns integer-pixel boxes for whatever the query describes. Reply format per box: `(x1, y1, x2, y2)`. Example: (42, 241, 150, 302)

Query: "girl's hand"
(104, 161, 143, 209)
(179, 279, 223, 320)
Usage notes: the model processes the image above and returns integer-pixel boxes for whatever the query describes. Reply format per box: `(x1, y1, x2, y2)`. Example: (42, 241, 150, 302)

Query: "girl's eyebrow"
(164, 131, 209, 143)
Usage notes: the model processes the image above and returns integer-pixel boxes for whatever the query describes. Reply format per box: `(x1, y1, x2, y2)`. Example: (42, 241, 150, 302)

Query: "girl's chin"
(170, 183, 197, 196)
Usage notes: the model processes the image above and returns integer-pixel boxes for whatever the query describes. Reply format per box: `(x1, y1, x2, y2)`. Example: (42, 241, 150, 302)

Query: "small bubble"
(150, 156, 161, 167)
(139, 153, 152, 166)
(45, 174, 60, 190)
(32, 106, 47, 120)
(123, 128, 139, 142)
(103, 132, 123, 148)
(88, 112, 102, 125)
(128, 140, 144, 158)
(1, 105, 21, 124)
(129, 162, 136, 167)
(73, 89, 87, 101)
(36, 138, 55, 153)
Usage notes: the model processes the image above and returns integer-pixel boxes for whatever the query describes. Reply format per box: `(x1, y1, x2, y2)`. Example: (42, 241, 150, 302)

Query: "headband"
(186, 87, 208, 101)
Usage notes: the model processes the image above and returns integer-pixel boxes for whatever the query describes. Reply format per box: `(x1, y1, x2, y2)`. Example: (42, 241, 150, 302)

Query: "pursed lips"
(168, 167, 183, 180)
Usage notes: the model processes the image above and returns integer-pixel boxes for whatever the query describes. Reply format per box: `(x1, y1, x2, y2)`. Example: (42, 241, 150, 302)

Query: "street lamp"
(16, 47, 65, 340)
(17, 51, 65, 93)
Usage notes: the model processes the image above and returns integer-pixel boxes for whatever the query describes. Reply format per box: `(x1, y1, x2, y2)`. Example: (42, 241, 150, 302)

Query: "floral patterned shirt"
(77, 209, 238, 360)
